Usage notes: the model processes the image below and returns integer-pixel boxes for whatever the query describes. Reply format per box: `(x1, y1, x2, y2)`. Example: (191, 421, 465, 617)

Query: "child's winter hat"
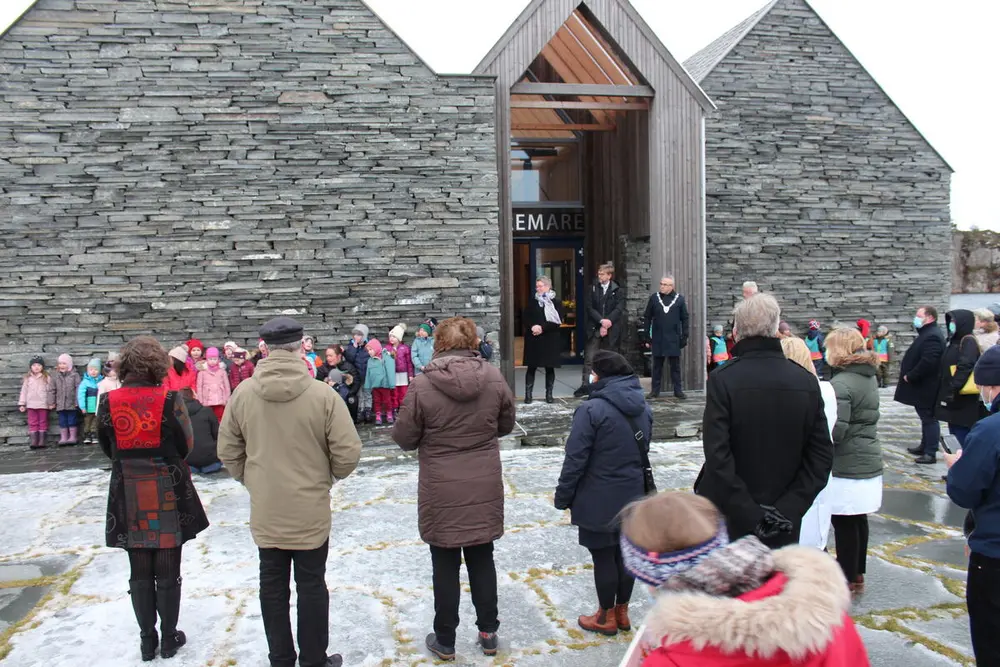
(974, 345, 1000, 387)
(206, 347, 220, 359)
(712, 323, 724, 334)
(876, 325, 889, 336)
(808, 320, 821, 331)
(365, 338, 383, 356)
(187, 338, 204, 352)
(418, 323, 433, 336)
(476, 326, 486, 341)
(389, 324, 406, 342)
(58, 353, 73, 367)
(352, 324, 370, 339)
(327, 368, 344, 385)
(424, 317, 438, 332)
(29, 356, 44, 368)
(87, 358, 102, 371)
(168, 346, 188, 363)
(233, 349, 248, 360)
(223, 341, 238, 352)
(303, 335, 315, 344)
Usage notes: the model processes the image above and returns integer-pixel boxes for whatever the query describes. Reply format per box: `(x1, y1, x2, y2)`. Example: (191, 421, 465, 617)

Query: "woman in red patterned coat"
(97, 336, 210, 662)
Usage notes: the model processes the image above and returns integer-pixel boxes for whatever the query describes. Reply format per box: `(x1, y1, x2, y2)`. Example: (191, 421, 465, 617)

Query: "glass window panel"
(511, 143, 580, 203)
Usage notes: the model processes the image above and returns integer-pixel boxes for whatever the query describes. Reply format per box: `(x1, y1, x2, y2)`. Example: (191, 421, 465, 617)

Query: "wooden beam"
(511, 100, 649, 111)
(510, 82, 654, 97)
(511, 123, 616, 132)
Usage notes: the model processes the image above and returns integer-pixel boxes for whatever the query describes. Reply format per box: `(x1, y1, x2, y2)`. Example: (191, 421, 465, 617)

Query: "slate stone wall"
(700, 0, 951, 348)
(952, 230, 1000, 294)
(622, 236, 651, 373)
(0, 0, 498, 444)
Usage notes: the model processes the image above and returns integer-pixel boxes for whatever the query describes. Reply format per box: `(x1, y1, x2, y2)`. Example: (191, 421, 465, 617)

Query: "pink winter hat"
(206, 347, 220, 359)
(58, 353, 73, 366)
(365, 339, 383, 356)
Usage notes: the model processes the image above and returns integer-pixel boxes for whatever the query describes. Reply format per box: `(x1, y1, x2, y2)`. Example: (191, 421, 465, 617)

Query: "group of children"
(18, 354, 121, 449)
(707, 318, 894, 386)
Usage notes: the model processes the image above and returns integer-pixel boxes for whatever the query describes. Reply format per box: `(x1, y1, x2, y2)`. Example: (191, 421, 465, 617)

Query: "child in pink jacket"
(196, 347, 231, 422)
(18, 356, 55, 449)
(385, 324, 414, 412)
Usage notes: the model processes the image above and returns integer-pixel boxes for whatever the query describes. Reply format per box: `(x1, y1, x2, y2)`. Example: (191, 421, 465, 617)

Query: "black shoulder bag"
(596, 397, 657, 495)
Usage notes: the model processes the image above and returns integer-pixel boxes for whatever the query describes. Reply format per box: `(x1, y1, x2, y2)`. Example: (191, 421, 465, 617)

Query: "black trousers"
(259, 541, 330, 667)
(589, 546, 634, 610)
(524, 367, 555, 389)
(651, 356, 682, 394)
(831, 514, 869, 582)
(430, 542, 499, 648)
(968, 552, 1000, 666)
(914, 406, 941, 457)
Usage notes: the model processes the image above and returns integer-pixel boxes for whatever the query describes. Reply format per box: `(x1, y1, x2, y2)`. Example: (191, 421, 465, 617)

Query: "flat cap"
(259, 316, 304, 346)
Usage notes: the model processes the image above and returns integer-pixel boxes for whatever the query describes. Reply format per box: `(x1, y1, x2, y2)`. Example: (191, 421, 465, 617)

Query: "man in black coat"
(895, 305, 946, 463)
(643, 275, 689, 399)
(574, 263, 624, 397)
(695, 293, 833, 548)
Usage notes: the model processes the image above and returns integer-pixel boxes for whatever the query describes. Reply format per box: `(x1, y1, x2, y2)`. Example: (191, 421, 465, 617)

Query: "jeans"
(831, 514, 869, 582)
(258, 541, 330, 667)
(189, 461, 223, 474)
(914, 406, 940, 457)
(967, 552, 1000, 665)
(589, 545, 635, 610)
(650, 356, 682, 395)
(57, 409, 78, 428)
(949, 424, 972, 448)
(430, 542, 499, 648)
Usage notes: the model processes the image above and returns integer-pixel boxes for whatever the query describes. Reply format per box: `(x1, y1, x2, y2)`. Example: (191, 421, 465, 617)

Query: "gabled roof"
(682, 0, 777, 84)
(683, 0, 953, 172)
(475, 0, 714, 112)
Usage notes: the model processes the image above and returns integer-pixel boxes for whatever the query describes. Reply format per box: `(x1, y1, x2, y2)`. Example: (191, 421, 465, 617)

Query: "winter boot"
(129, 580, 159, 662)
(425, 633, 455, 661)
(58, 427, 69, 445)
(156, 577, 186, 659)
(387, 409, 395, 425)
(65, 426, 79, 446)
(478, 631, 499, 656)
(322, 657, 343, 667)
(614, 603, 631, 632)
(523, 371, 534, 405)
(544, 371, 555, 404)
(30, 432, 46, 450)
(578, 608, 618, 636)
(375, 413, 383, 426)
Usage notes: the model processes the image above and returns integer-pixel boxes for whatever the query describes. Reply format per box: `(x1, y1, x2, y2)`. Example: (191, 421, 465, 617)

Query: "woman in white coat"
(781, 337, 837, 549)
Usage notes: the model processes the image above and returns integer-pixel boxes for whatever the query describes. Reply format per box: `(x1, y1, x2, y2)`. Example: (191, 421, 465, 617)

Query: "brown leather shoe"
(578, 608, 618, 636)
(614, 603, 631, 631)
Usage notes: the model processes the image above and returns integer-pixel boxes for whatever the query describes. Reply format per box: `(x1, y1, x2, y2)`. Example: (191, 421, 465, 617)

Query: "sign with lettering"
(513, 208, 585, 237)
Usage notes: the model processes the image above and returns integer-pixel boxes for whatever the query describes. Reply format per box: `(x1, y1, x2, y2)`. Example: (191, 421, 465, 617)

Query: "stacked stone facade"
(0, 0, 498, 443)
(697, 0, 951, 344)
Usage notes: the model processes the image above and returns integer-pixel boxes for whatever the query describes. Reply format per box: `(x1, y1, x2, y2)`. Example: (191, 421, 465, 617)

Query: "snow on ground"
(0, 442, 705, 667)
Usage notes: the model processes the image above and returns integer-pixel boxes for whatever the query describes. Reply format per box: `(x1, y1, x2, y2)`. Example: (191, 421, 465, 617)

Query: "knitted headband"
(620, 520, 729, 587)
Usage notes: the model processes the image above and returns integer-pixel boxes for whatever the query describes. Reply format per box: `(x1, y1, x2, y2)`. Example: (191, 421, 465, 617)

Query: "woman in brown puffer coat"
(392, 317, 516, 662)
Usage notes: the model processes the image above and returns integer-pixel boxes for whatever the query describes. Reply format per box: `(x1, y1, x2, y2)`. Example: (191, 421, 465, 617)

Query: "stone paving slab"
(0, 390, 977, 666)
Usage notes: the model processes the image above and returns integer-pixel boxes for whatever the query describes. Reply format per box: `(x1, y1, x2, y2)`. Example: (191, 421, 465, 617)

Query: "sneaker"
(914, 454, 937, 465)
(425, 633, 455, 661)
(478, 631, 499, 656)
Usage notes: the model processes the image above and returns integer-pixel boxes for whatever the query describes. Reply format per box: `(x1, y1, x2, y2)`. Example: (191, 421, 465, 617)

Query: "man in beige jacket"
(219, 316, 361, 667)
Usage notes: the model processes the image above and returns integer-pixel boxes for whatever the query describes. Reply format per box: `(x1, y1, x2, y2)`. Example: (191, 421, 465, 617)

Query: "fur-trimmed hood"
(643, 546, 850, 660)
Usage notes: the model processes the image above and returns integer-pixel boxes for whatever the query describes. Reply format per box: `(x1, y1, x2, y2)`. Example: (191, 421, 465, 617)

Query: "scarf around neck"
(535, 290, 562, 325)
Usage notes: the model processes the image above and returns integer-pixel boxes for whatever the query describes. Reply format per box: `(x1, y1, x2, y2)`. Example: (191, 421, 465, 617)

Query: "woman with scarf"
(619, 492, 869, 667)
(522, 275, 565, 404)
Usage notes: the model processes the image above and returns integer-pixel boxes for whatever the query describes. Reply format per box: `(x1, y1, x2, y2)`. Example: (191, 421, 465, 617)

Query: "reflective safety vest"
(805, 335, 823, 361)
(873, 337, 889, 363)
(710, 336, 730, 364)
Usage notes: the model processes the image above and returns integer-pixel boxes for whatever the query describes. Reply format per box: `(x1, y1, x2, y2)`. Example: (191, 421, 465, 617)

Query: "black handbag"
(597, 398, 656, 494)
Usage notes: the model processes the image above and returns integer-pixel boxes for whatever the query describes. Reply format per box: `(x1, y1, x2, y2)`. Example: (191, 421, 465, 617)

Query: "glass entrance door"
(529, 239, 585, 364)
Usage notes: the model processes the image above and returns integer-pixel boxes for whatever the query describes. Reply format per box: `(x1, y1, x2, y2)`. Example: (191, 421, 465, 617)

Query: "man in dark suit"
(895, 305, 946, 464)
(695, 293, 833, 548)
(643, 275, 689, 399)
(574, 262, 624, 397)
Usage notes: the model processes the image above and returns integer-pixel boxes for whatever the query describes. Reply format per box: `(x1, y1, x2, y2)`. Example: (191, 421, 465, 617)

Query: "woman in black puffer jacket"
(936, 309, 984, 447)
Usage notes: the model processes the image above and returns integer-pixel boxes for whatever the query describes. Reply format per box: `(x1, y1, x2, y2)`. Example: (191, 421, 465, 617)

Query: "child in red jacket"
(619, 492, 869, 667)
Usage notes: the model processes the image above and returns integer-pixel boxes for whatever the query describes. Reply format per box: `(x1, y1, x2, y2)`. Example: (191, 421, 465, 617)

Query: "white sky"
(2, 0, 996, 230)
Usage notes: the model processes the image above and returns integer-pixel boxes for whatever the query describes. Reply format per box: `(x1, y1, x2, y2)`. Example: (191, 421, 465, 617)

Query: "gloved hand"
(753, 505, 793, 541)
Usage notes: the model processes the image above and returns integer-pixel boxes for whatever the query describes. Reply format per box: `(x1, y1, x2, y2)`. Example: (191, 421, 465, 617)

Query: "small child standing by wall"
(708, 324, 730, 372)
(97, 358, 121, 399)
(228, 349, 255, 391)
(187, 338, 206, 373)
(303, 335, 319, 365)
(412, 322, 435, 374)
(77, 358, 103, 445)
(872, 325, 894, 388)
(805, 320, 826, 379)
(18, 356, 54, 450)
(346, 324, 372, 423)
(196, 347, 231, 422)
(52, 353, 81, 446)
(363, 338, 396, 426)
(386, 324, 414, 411)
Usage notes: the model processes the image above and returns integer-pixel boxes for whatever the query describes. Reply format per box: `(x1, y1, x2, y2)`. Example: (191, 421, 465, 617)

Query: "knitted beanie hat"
(476, 326, 486, 341)
(327, 368, 344, 385)
(58, 353, 73, 367)
(808, 320, 821, 331)
(974, 345, 1000, 387)
(712, 324, 724, 334)
(223, 341, 238, 352)
(29, 356, 44, 368)
(206, 347, 220, 359)
(365, 338, 383, 357)
(389, 324, 406, 342)
(168, 346, 188, 363)
(187, 338, 204, 352)
(352, 324, 369, 339)
(591, 350, 634, 379)
(87, 358, 102, 371)
(418, 323, 433, 336)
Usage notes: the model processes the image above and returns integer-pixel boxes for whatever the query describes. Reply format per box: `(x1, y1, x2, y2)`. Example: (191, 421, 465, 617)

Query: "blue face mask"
(913, 316, 924, 330)
(948, 322, 956, 335)
(982, 389, 994, 411)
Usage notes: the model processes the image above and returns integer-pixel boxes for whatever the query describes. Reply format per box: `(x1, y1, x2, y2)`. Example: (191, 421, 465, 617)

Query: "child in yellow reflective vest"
(708, 324, 730, 372)
(872, 325, 894, 388)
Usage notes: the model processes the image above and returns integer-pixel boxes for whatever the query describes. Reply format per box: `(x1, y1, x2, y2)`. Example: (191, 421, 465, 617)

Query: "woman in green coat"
(825, 327, 883, 595)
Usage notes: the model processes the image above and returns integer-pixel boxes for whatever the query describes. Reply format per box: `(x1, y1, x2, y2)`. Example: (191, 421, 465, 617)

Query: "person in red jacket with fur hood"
(619, 492, 869, 667)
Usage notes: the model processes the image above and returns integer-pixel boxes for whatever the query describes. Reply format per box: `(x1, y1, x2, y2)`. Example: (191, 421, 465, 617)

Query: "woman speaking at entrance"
(523, 275, 565, 404)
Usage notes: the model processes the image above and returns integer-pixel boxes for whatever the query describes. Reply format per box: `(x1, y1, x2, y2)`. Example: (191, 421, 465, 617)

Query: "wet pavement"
(0, 388, 978, 666)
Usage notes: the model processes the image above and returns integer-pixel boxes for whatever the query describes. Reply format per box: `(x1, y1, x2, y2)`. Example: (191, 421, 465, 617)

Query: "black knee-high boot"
(156, 576, 186, 659)
(545, 368, 555, 403)
(129, 580, 159, 661)
(524, 367, 535, 404)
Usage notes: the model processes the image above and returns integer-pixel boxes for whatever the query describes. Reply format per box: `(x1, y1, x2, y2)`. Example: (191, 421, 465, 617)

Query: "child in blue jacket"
(364, 338, 396, 426)
(76, 358, 103, 445)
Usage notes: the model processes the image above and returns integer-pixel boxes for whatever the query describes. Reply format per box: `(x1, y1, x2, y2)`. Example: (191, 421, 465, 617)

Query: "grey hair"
(270, 340, 302, 354)
(661, 274, 674, 281)
(742, 281, 759, 294)
(733, 293, 780, 339)
(536, 275, 552, 288)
